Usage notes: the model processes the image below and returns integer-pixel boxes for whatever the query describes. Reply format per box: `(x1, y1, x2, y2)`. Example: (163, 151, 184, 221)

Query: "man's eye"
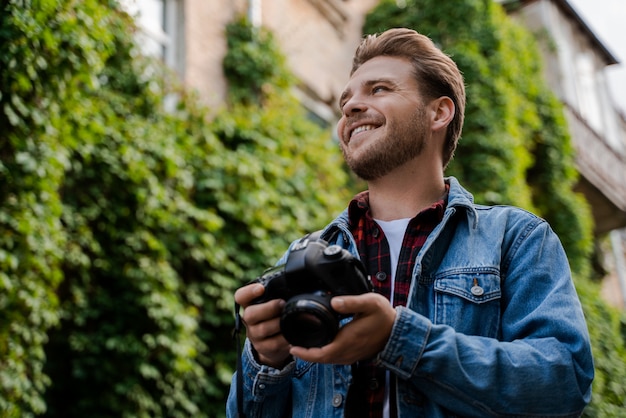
(373, 86, 387, 94)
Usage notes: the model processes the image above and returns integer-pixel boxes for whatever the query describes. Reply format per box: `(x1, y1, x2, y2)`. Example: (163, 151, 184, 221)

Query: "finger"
(330, 293, 381, 315)
(290, 337, 362, 364)
(234, 283, 265, 307)
(290, 345, 334, 363)
(290, 323, 386, 365)
(247, 316, 282, 341)
(243, 299, 285, 326)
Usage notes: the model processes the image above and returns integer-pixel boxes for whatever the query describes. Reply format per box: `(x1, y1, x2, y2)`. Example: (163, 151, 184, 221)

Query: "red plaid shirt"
(344, 189, 447, 418)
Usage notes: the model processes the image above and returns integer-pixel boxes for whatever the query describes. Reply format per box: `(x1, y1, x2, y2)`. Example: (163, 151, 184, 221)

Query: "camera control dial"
(323, 244, 343, 258)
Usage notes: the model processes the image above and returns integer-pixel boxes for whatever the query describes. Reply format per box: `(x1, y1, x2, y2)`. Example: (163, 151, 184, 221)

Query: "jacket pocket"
(433, 268, 501, 338)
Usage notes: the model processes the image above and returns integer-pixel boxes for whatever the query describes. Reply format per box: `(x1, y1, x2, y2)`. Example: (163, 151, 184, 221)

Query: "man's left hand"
(289, 292, 396, 364)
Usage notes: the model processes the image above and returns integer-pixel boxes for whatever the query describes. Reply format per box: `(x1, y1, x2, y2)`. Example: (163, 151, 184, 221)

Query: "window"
(575, 51, 603, 134)
(121, 0, 185, 76)
(293, 87, 337, 130)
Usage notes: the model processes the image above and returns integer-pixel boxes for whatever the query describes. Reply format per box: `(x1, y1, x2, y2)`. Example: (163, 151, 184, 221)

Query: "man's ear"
(430, 96, 455, 132)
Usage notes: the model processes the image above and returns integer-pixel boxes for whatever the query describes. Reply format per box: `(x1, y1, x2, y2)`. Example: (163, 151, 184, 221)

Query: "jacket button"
(332, 393, 343, 407)
(368, 378, 379, 390)
(375, 271, 387, 282)
(471, 285, 484, 296)
(372, 228, 380, 238)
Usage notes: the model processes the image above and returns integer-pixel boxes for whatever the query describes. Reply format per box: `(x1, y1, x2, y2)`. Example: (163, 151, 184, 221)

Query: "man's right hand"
(235, 283, 293, 368)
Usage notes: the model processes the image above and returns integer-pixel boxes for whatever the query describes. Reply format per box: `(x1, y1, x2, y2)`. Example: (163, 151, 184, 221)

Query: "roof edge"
(501, 0, 619, 65)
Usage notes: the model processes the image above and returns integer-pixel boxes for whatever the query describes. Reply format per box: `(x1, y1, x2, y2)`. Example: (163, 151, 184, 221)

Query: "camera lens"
(280, 292, 339, 348)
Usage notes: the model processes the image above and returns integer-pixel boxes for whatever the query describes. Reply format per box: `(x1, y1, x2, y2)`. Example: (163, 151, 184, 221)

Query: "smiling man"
(227, 28, 593, 418)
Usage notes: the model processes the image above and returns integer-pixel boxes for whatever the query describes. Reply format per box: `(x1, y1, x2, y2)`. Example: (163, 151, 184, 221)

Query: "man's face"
(336, 55, 429, 181)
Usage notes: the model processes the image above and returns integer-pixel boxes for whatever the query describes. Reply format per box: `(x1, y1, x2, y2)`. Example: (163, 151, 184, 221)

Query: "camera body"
(250, 236, 372, 348)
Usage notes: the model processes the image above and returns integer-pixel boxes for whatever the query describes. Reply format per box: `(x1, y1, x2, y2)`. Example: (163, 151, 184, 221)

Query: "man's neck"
(367, 164, 446, 221)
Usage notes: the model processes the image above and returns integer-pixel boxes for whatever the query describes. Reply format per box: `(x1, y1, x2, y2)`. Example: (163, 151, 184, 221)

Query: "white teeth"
(351, 124, 376, 137)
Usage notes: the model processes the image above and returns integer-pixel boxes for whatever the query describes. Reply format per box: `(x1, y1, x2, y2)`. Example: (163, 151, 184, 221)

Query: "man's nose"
(342, 95, 368, 115)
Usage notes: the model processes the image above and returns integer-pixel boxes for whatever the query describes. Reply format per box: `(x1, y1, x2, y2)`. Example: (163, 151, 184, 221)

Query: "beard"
(341, 105, 428, 181)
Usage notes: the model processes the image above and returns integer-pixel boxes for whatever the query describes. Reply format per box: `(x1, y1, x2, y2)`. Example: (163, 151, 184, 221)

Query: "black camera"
(249, 236, 372, 348)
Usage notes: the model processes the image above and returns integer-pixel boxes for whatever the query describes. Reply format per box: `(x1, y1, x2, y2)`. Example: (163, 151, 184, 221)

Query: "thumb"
(330, 294, 370, 315)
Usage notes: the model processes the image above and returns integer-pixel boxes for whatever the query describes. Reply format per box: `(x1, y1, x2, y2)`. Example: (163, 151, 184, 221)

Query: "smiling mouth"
(350, 124, 378, 138)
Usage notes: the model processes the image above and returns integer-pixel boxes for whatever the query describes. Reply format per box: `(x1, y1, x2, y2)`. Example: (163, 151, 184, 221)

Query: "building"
(127, 0, 626, 308)
(502, 0, 626, 308)
(125, 0, 378, 123)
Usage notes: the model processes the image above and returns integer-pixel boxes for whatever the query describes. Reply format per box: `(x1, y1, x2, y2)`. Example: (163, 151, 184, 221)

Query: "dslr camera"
(249, 235, 372, 348)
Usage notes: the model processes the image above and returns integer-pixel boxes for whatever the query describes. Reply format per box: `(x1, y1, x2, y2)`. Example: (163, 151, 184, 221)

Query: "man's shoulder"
(473, 203, 538, 217)
(466, 204, 551, 247)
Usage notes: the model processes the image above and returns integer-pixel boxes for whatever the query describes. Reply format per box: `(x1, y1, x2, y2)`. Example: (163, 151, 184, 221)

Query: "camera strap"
(233, 301, 245, 417)
(232, 230, 324, 418)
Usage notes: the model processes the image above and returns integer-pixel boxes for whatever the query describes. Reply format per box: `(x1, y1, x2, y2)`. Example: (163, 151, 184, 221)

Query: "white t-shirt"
(375, 217, 411, 304)
(374, 217, 411, 418)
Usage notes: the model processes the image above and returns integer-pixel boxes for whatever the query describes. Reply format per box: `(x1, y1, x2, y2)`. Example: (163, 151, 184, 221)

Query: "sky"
(568, 0, 626, 114)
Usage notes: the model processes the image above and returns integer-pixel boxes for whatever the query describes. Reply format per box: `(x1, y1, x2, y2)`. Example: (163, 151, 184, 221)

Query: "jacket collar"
(332, 177, 476, 225)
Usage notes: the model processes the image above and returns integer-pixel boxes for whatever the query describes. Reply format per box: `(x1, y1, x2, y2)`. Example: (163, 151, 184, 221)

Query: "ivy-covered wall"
(1, 2, 348, 417)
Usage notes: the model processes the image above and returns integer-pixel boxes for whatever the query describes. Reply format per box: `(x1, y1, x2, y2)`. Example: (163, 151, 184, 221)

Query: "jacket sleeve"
(376, 219, 594, 417)
(226, 339, 294, 418)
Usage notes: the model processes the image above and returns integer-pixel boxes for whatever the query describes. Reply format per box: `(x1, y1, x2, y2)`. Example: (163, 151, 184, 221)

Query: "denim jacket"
(227, 177, 594, 417)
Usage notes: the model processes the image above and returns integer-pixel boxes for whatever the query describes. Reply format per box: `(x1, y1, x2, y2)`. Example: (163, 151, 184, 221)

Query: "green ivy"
(223, 20, 293, 105)
(576, 279, 626, 416)
(1, 3, 349, 417)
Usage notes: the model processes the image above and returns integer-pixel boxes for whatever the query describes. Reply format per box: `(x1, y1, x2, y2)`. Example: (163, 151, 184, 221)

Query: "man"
(227, 28, 593, 417)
